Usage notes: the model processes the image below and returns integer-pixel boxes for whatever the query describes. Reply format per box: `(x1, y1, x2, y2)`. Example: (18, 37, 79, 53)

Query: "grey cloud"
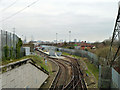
(0, 0, 119, 42)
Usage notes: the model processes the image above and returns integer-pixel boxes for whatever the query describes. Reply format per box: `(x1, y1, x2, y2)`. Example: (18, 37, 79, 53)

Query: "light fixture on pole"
(56, 33, 58, 44)
(69, 31, 71, 43)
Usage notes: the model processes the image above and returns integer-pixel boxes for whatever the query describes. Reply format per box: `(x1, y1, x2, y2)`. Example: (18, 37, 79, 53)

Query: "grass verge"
(1, 55, 49, 72)
(82, 58, 99, 80)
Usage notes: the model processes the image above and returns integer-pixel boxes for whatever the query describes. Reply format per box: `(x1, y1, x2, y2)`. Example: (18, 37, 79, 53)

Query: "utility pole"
(56, 33, 58, 44)
(99, 2, 120, 89)
(69, 31, 71, 44)
(21, 35, 26, 44)
(65, 35, 66, 42)
(31, 35, 34, 42)
(108, 4, 120, 67)
(25, 36, 26, 43)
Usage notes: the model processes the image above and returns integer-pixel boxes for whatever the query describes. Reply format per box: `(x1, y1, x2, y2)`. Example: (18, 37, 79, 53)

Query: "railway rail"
(50, 58, 68, 90)
(37, 51, 70, 89)
(63, 55, 87, 90)
(37, 50, 87, 90)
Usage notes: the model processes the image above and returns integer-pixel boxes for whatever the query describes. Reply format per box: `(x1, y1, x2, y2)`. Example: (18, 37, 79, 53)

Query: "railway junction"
(37, 48, 87, 90)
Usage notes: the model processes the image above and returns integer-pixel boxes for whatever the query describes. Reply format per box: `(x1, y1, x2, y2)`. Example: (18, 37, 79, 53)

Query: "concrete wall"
(0, 63, 48, 89)
(99, 66, 120, 89)
(98, 65, 112, 88)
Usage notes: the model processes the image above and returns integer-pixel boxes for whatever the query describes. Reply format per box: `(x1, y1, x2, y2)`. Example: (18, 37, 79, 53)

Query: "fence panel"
(0, 31, 1, 62)
(60, 48, 99, 67)
(0, 30, 25, 61)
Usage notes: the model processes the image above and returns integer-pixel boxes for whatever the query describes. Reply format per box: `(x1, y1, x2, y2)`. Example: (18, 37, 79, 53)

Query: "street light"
(56, 33, 58, 44)
(69, 31, 71, 43)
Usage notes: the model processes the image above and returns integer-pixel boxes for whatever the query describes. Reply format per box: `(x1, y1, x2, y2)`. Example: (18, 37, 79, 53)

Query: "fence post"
(13, 32, 14, 57)
(1, 30, 3, 59)
(6, 31, 7, 46)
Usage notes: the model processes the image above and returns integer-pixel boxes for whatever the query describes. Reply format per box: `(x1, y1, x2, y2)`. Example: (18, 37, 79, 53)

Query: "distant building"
(60, 39, 63, 43)
(74, 39, 77, 42)
(54, 40, 57, 43)
(29, 40, 37, 44)
(23, 47, 30, 56)
(23, 43, 35, 52)
(37, 40, 41, 43)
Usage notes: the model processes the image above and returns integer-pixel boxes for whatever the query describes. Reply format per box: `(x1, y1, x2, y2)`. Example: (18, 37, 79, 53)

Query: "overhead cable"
(1, 0, 18, 12)
(0, 0, 40, 22)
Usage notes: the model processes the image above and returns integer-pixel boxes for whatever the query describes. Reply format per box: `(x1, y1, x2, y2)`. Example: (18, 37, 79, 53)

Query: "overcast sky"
(0, 0, 120, 42)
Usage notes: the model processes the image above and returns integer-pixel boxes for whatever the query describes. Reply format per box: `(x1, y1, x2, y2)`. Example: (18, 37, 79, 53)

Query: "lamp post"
(56, 33, 58, 44)
(69, 31, 71, 44)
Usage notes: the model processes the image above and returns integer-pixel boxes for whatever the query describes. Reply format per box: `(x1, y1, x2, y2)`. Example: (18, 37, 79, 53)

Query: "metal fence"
(0, 32, 1, 64)
(0, 30, 25, 61)
(40, 46, 99, 67)
(59, 48, 99, 67)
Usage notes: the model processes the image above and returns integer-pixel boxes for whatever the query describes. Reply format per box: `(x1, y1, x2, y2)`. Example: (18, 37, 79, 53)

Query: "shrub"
(16, 38, 23, 59)
(3, 46, 10, 60)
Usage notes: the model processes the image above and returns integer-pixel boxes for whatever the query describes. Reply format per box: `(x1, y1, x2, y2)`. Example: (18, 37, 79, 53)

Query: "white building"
(23, 47, 30, 56)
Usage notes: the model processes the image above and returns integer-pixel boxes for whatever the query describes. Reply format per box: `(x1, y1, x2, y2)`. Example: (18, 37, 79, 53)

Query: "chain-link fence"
(0, 30, 25, 61)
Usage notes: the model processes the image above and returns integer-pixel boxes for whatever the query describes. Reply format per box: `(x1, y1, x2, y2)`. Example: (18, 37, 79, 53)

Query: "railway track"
(50, 58, 69, 90)
(63, 55, 87, 90)
(37, 50, 87, 90)
(37, 51, 70, 89)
